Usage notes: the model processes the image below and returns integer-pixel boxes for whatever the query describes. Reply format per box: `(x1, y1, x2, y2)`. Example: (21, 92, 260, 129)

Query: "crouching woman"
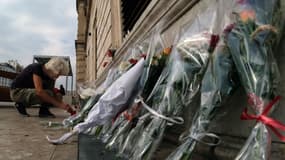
(10, 57, 75, 117)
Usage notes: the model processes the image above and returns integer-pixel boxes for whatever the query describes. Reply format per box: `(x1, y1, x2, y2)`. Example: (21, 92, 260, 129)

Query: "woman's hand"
(64, 104, 76, 115)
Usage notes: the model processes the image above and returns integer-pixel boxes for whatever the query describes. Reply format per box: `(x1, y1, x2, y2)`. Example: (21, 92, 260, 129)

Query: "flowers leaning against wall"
(128, 3, 224, 158)
(225, 0, 285, 159)
(102, 34, 172, 156)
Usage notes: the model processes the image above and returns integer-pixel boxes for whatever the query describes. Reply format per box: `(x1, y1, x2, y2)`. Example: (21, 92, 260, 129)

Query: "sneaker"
(14, 103, 30, 117)
(39, 107, 56, 118)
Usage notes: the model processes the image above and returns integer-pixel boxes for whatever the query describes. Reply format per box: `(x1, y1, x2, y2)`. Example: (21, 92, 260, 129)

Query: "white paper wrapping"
(74, 58, 145, 133)
(77, 68, 118, 99)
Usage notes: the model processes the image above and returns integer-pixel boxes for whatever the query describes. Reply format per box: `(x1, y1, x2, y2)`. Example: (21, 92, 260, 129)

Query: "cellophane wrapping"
(102, 32, 172, 156)
(62, 68, 120, 128)
(225, 0, 283, 159)
(128, 3, 223, 159)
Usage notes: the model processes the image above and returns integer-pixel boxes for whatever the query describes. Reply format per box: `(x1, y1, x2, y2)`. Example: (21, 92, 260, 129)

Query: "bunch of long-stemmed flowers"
(102, 33, 172, 153)
(225, 0, 284, 159)
(128, 4, 225, 159)
(165, 1, 240, 159)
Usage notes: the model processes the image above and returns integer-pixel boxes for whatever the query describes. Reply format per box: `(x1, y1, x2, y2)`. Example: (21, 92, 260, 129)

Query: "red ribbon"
(240, 96, 285, 141)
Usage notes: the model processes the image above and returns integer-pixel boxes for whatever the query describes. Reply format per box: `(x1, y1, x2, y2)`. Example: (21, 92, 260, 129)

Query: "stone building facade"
(75, 0, 87, 84)
(75, 0, 126, 84)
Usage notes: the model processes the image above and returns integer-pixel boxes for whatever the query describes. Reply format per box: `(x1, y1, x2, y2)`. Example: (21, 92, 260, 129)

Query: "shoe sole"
(13, 105, 30, 117)
(39, 115, 56, 118)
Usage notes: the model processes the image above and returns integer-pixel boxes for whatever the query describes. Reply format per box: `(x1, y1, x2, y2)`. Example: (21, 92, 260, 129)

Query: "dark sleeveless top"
(11, 63, 54, 89)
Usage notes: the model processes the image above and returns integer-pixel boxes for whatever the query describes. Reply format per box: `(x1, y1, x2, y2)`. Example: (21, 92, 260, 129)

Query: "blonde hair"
(45, 57, 70, 75)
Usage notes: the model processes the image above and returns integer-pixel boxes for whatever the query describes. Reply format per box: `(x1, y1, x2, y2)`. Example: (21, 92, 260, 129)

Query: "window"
(121, 0, 151, 35)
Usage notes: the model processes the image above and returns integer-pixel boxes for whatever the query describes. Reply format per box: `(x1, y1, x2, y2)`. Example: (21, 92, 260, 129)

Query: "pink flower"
(209, 34, 220, 52)
(237, 0, 246, 4)
(223, 23, 235, 35)
(102, 61, 108, 67)
(106, 49, 115, 57)
(128, 58, 138, 64)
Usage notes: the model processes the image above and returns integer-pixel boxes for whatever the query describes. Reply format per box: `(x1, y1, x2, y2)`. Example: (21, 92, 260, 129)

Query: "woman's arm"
(33, 74, 68, 110)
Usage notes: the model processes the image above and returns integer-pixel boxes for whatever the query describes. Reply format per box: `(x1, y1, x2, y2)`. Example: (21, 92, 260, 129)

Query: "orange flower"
(239, 10, 256, 22)
(163, 47, 172, 55)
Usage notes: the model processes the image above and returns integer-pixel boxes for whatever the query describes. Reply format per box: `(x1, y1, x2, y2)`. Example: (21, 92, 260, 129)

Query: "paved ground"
(0, 106, 77, 160)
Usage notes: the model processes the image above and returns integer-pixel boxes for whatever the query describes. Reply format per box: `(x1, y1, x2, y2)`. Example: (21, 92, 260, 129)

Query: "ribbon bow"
(240, 96, 285, 141)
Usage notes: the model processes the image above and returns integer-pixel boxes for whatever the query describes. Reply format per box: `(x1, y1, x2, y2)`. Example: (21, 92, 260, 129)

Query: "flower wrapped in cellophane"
(62, 68, 119, 128)
(225, 0, 284, 159)
(166, 1, 239, 159)
(118, 40, 149, 73)
(67, 42, 151, 135)
(128, 4, 224, 159)
(77, 35, 155, 140)
(101, 33, 172, 153)
(115, 35, 177, 158)
(46, 58, 145, 144)
(140, 40, 172, 99)
(76, 67, 119, 100)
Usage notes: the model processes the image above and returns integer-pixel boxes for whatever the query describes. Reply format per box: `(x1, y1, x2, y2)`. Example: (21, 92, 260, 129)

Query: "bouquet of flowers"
(74, 58, 144, 132)
(46, 59, 145, 144)
(122, 65, 171, 159)
(102, 33, 172, 153)
(118, 47, 178, 157)
(83, 36, 154, 143)
(167, 30, 236, 160)
(117, 39, 149, 74)
(128, 4, 225, 158)
(113, 35, 177, 157)
(225, 0, 284, 159)
(166, 1, 238, 159)
(140, 34, 172, 99)
(62, 67, 120, 128)
(62, 95, 101, 128)
(78, 36, 155, 141)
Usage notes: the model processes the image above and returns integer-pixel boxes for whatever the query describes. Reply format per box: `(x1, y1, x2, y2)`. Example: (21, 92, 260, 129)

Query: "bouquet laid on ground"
(46, 58, 145, 144)
(102, 33, 172, 152)
(225, 0, 284, 159)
